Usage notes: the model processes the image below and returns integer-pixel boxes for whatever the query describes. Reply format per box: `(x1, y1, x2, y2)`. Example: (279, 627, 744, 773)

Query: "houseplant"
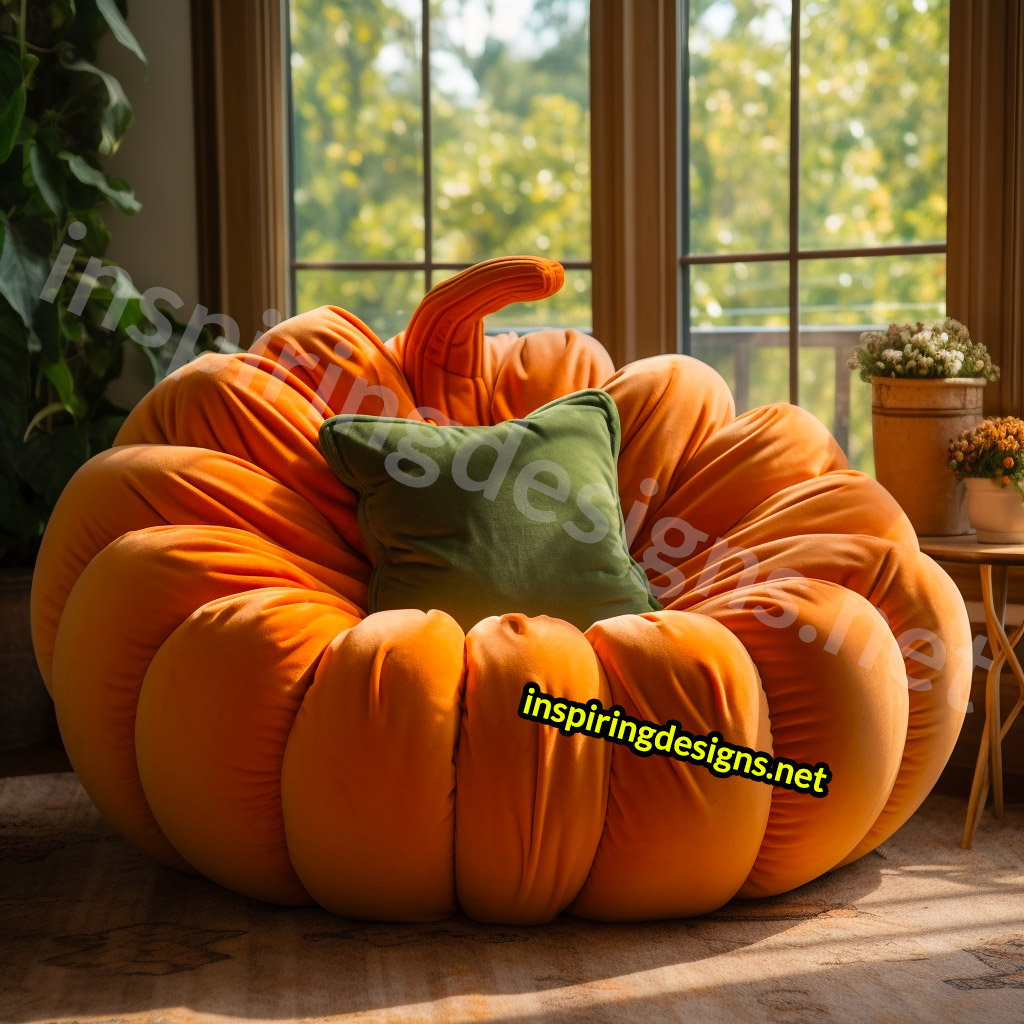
(848, 317, 998, 537)
(0, 0, 153, 747)
(949, 417, 1024, 542)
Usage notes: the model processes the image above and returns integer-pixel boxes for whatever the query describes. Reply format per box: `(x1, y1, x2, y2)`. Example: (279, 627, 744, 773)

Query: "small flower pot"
(964, 477, 1024, 543)
(871, 377, 986, 536)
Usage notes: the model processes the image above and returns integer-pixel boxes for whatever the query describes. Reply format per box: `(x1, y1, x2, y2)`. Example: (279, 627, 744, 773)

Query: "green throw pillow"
(318, 389, 661, 632)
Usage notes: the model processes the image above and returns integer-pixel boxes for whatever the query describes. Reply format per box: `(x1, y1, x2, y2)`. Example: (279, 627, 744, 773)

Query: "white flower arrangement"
(848, 317, 999, 383)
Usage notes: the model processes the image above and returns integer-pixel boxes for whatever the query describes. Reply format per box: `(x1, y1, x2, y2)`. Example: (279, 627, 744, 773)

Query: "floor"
(1, 773, 1022, 1024)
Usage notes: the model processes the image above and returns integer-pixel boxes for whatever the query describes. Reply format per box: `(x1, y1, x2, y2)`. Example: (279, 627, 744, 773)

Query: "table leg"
(980, 564, 1007, 818)
(962, 726, 990, 849)
(964, 562, 1024, 847)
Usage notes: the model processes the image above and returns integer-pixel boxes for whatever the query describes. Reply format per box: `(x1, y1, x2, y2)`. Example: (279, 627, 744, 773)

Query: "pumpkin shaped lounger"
(31, 256, 973, 924)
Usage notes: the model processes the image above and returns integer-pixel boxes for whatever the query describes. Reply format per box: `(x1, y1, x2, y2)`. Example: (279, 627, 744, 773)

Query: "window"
(286, 0, 592, 342)
(680, 0, 950, 472)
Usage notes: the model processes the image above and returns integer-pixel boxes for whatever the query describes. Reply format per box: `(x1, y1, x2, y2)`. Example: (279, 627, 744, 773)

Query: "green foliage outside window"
(688, 0, 948, 472)
(289, 0, 950, 474)
(289, 0, 591, 339)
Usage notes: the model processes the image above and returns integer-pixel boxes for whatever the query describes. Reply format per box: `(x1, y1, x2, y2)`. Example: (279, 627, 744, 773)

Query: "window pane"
(687, 0, 791, 255)
(797, 332, 872, 471)
(799, 0, 949, 249)
(432, 267, 592, 333)
(799, 252, 946, 326)
(295, 269, 426, 341)
(290, 0, 425, 262)
(429, 0, 590, 264)
(689, 260, 790, 413)
(798, 252, 947, 473)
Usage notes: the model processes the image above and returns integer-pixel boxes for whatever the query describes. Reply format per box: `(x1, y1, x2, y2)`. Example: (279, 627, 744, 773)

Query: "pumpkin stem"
(403, 256, 564, 383)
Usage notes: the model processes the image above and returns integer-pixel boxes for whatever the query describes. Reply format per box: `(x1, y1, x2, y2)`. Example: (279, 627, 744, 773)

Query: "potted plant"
(949, 417, 1024, 543)
(0, 0, 153, 748)
(848, 317, 999, 537)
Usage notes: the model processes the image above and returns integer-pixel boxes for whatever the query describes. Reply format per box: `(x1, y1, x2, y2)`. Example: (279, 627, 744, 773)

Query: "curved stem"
(403, 255, 563, 384)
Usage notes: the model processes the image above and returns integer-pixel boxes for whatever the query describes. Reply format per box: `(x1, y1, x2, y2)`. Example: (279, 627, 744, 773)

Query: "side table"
(918, 535, 1024, 848)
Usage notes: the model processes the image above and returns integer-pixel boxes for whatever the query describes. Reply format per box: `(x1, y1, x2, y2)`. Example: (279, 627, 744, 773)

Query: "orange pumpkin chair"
(31, 256, 972, 923)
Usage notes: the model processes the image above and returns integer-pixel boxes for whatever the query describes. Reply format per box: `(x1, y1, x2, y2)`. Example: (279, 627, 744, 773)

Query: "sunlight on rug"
(1, 773, 1022, 1024)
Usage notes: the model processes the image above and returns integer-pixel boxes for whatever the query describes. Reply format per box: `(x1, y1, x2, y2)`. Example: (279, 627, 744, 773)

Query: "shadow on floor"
(2, 773, 1022, 1024)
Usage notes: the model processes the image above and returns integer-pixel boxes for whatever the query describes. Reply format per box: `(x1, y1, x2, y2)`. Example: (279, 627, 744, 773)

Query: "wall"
(99, 0, 199, 407)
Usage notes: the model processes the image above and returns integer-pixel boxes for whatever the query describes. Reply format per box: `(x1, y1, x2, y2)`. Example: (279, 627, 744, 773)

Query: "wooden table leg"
(963, 563, 1002, 848)
(965, 562, 1024, 847)
(962, 726, 990, 849)
(980, 564, 1008, 818)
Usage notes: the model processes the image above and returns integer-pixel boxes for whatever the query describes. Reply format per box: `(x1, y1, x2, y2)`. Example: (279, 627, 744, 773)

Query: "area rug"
(1, 773, 1021, 1023)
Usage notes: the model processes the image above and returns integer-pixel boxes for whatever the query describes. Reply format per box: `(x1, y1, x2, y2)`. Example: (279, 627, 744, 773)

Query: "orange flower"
(1005, 456, 1016, 469)
(1002, 475, 1012, 485)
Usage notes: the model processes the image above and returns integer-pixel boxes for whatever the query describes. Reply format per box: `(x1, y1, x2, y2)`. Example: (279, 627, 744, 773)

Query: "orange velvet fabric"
(31, 256, 973, 923)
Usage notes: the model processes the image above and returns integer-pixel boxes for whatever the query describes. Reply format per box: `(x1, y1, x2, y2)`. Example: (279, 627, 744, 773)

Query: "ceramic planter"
(964, 477, 1024, 543)
(0, 567, 54, 750)
(871, 377, 986, 537)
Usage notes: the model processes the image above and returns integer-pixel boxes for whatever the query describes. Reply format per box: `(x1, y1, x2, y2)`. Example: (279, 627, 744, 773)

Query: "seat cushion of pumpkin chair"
(29, 255, 974, 925)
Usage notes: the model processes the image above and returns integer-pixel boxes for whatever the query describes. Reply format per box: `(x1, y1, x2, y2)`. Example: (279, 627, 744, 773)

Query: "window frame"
(592, 0, 1024, 615)
(592, 0, 1022, 408)
(191, 0, 288, 345)
(284, 0, 593, 328)
(191, 0, 1023, 403)
(677, 0, 949, 408)
(590, 0, 679, 368)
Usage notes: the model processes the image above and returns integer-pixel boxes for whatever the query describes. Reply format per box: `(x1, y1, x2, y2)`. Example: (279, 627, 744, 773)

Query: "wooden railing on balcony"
(689, 324, 871, 453)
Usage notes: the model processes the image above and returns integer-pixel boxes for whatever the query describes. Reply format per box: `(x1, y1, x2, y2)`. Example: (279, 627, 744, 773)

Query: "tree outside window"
(288, 0, 592, 341)
(287, 0, 950, 474)
(683, 0, 949, 472)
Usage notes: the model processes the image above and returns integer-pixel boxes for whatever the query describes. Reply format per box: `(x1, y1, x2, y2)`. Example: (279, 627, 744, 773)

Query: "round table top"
(917, 534, 1024, 565)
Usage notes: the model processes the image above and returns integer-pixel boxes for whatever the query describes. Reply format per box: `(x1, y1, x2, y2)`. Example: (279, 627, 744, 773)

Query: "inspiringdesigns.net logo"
(517, 683, 833, 797)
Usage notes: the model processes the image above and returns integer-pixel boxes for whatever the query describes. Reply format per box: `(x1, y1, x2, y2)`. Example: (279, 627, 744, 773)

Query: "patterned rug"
(1, 773, 1022, 1023)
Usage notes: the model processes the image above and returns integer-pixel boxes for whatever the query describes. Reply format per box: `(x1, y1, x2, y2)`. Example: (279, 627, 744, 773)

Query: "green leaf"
(74, 206, 111, 254)
(13, 424, 90, 510)
(0, 217, 56, 357)
(15, 113, 36, 146)
(74, 272, 146, 335)
(58, 301, 88, 343)
(0, 51, 27, 163)
(28, 142, 66, 219)
(61, 152, 141, 214)
(112, 292, 145, 330)
(83, 337, 115, 376)
(32, 294, 61, 363)
(59, 54, 134, 157)
(95, 0, 148, 69)
(42, 358, 88, 419)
